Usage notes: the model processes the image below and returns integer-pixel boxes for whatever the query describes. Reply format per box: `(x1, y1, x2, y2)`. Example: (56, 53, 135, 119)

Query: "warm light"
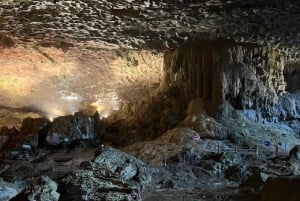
(44, 108, 68, 122)
(90, 92, 120, 119)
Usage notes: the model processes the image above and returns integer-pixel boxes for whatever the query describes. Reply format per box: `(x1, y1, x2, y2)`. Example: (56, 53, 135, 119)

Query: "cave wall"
(223, 45, 285, 122)
(163, 40, 225, 117)
(164, 40, 286, 121)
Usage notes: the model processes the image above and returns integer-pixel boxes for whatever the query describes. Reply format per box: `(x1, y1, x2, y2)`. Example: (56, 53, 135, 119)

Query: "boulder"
(180, 114, 227, 140)
(0, 179, 24, 201)
(11, 176, 60, 201)
(262, 176, 300, 201)
(124, 127, 200, 166)
(62, 147, 151, 201)
(46, 112, 96, 145)
(27, 176, 60, 201)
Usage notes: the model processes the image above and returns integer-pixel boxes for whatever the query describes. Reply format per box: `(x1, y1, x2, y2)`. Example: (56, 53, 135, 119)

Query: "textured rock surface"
(27, 176, 60, 201)
(46, 112, 96, 145)
(0, 0, 300, 58)
(0, 46, 163, 125)
(124, 127, 200, 166)
(62, 147, 151, 201)
(164, 41, 285, 120)
(0, 179, 24, 201)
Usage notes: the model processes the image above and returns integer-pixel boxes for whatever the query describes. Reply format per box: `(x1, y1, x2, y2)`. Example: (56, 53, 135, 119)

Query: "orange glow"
(0, 46, 163, 122)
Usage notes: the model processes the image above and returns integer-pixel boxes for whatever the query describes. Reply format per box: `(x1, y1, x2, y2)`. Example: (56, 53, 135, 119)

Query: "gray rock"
(46, 112, 96, 145)
(220, 151, 243, 168)
(27, 176, 60, 201)
(0, 179, 24, 201)
(63, 147, 151, 201)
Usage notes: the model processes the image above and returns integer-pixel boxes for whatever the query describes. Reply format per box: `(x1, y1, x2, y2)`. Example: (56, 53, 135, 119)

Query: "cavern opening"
(1, 0, 300, 200)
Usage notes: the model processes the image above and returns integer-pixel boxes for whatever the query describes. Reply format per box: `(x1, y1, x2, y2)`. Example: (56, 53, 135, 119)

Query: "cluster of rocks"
(0, 0, 300, 57)
(0, 112, 99, 159)
(0, 112, 151, 201)
(62, 147, 151, 201)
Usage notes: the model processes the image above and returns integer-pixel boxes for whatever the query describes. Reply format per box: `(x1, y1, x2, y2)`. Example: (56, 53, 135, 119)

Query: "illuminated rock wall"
(164, 40, 286, 121)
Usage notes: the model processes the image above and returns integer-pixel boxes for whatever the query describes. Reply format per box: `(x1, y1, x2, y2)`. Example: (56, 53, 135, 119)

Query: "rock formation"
(46, 112, 96, 145)
(62, 147, 151, 201)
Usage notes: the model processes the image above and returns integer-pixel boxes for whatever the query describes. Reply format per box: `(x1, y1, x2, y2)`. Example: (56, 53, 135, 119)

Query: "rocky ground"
(1, 98, 300, 201)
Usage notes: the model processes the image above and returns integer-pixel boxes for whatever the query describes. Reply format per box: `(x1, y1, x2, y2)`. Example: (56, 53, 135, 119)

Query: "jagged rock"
(11, 176, 60, 201)
(124, 127, 200, 166)
(62, 147, 151, 201)
(0, 178, 24, 201)
(262, 176, 300, 201)
(289, 145, 300, 160)
(0, 118, 50, 158)
(46, 113, 96, 145)
(180, 114, 227, 140)
(1, 160, 34, 182)
(220, 151, 243, 167)
(27, 176, 59, 201)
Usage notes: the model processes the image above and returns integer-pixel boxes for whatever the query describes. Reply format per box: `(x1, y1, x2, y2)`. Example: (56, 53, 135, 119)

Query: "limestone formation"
(62, 147, 151, 201)
(27, 176, 60, 201)
(46, 112, 96, 145)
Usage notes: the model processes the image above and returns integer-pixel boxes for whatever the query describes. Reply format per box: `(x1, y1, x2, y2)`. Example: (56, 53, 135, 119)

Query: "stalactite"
(163, 40, 286, 121)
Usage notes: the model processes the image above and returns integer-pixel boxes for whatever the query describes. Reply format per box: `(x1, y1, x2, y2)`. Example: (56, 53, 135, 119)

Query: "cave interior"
(1, 0, 300, 201)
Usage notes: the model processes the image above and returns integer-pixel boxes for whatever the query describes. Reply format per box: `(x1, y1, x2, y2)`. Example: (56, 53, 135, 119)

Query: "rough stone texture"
(222, 45, 285, 122)
(0, 118, 51, 158)
(163, 41, 224, 117)
(0, 46, 163, 127)
(163, 40, 300, 139)
(0, 178, 24, 201)
(181, 113, 227, 140)
(262, 176, 300, 201)
(62, 147, 151, 201)
(0, 0, 300, 58)
(124, 127, 201, 166)
(27, 176, 60, 201)
(46, 112, 95, 145)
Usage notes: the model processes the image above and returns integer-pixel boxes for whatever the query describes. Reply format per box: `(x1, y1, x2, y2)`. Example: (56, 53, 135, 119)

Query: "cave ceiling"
(0, 0, 299, 56)
(0, 0, 300, 122)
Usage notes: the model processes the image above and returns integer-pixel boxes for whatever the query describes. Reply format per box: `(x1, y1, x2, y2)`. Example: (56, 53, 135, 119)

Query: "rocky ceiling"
(1, 0, 300, 125)
(0, 46, 163, 122)
(0, 0, 300, 58)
